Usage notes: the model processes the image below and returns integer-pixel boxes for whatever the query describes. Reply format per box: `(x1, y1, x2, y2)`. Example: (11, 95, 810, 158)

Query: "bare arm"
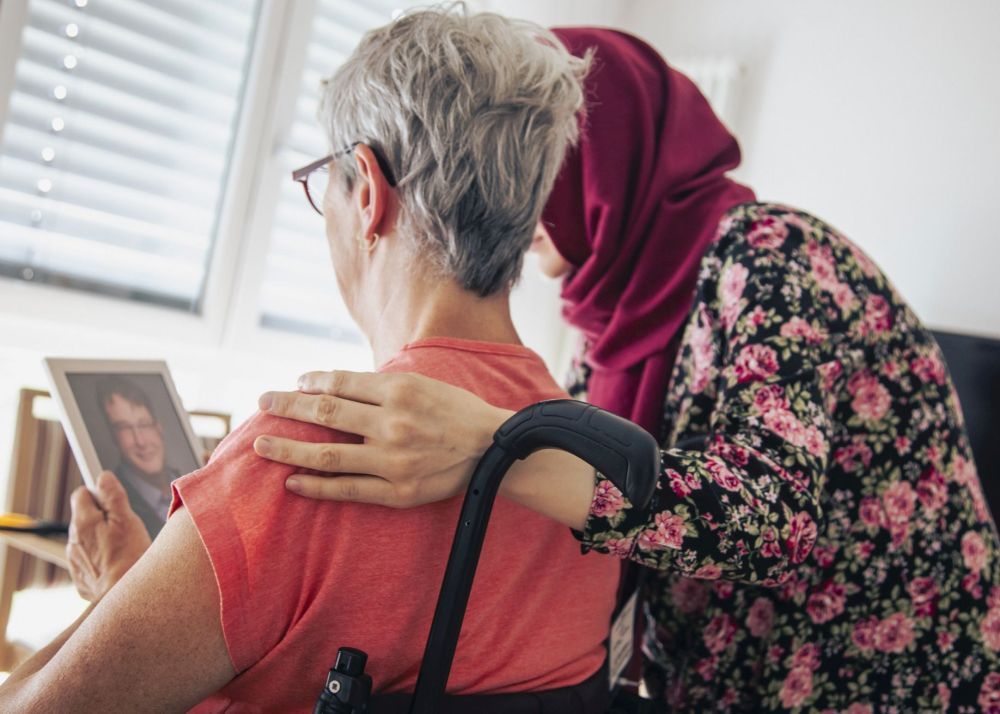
(0, 507, 235, 712)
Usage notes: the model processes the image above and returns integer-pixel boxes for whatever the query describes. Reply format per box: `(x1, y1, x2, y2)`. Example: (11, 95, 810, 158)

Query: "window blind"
(0, 0, 259, 311)
(258, 1, 421, 341)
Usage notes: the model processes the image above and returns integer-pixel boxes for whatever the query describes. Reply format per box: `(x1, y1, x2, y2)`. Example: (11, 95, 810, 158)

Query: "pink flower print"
(670, 577, 710, 615)
(695, 655, 717, 682)
(951, 454, 978, 486)
(693, 564, 722, 580)
(718, 212, 740, 237)
(937, 630, 955, 652)
(833, 283, 859, 312)
(806, 581, 847, 624)
(907, 577, 938, 617)
(962, 530, 989, 573)
(807, 241, 838, 284)
(989, 585, 1000, 610)
(746, 597, 774, 638)
(979, 672, 1000, 713)
(761, 527, 783, 559)
(791, 642, 822, 671)
(753, 384, 790, 414)
(861, 294, 893, 335)
(911, 353, 947, 385)
(786, 511, 818, 564)
(881, 358, 902, 380)
(719, 263, 749, 330)
(811, 544, 837, 568)
(714, 580, 734, 599)
(779, 667, 813, 709)
(688, 307, 717, 395)
(881, 480, 916, 528)
(845, 704, 873, 714)
(937, 684, 951, 711)
(706, 458, 743, 492)
(703, 613, 737, 654)
(603, 537, 635, 558)
(591, 479, 625, 518)
(667, 469, 692, 498)
(847, 371, 891, 422)
(852, 617, 878, 651)
(763, 408, 802, 443)
(817, 360, 843, 392)
(963, 571, 983, 598)
(747, 216, 789, 249)
(654, 511, 688, 550)
(780, 316, 828, 344)
(733, 344, 779, 383)
(882, 481, 916, 518)
(847, 241, 880, 278)
(780, 211, 816, 237)
(916, 467, 948, 513)
(980, 608, 1000, 651)
(802, 426, 828, 458)
(858, 497, 883, 528)
(835, 442, 873, 473)
(873, 612, 914, 653)
(708, 436, 750, 466)
(894, 436, 911, 454)
(855, 541, 875, 561)
(950, 455, 991, 523)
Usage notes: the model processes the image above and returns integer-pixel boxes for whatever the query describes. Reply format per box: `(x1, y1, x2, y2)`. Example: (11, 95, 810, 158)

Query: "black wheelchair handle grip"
(494, 399, 660, 512)
(407, 400, 661, 714)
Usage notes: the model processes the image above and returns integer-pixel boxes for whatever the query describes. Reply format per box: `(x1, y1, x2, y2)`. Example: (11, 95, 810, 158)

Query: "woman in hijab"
(254, 28, 999, 711)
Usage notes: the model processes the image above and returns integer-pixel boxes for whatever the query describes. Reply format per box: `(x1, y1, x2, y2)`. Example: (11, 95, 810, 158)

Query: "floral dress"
(569, 202, 1000, 712)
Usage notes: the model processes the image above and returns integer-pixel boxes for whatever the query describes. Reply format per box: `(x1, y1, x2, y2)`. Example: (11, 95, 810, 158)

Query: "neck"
(359, 267, 521, 365)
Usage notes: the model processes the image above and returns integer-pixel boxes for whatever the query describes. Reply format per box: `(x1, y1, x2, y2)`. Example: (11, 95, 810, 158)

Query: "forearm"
(499, 448, 596, 530)
(1, 602, 96, 693)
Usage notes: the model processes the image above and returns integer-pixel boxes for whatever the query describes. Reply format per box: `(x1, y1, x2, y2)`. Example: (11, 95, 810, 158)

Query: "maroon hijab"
(544, 28, 756, 435)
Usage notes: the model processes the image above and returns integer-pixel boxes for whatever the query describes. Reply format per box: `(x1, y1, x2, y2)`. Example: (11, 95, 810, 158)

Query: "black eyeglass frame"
(291, 142, 398, 216)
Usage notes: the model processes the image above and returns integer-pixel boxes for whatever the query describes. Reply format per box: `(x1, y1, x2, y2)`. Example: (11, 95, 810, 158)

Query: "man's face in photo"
(103, 393, 166, 476)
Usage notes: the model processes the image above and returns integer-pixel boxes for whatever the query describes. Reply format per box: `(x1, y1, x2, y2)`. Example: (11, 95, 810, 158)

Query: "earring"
(368, 233, 381, 252)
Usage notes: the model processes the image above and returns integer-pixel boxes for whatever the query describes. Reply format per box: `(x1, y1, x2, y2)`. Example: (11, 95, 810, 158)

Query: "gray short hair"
(318, 4, 590, 296)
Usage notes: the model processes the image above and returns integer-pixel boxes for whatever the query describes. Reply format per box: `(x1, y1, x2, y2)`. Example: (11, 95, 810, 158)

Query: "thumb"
(96, 470, 129, 513)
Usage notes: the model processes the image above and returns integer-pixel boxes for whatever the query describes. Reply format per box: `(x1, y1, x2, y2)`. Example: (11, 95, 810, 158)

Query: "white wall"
(619, 0, 1000, 338)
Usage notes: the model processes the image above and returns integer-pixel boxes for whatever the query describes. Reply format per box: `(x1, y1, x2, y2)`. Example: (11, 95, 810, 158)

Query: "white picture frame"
(42, 358, 204, 537)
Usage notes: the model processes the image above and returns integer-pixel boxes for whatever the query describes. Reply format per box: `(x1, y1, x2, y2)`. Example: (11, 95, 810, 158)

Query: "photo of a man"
(95, 376, 180, 537)
(54, 365, 203, 540)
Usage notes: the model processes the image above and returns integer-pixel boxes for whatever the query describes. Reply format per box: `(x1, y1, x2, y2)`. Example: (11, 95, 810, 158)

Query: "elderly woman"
(0, 9, 621, 712)
(256, 28, 1000, 712)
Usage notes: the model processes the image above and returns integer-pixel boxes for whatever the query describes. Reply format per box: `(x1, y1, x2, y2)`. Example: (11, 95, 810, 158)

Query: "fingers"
(295, 370, 394, 402)
(96, 471, 129, 514)
(258, 391, 383, 437)
(254, 437, 382, 475)
(285, 474, 396, 506)
(70, 484, 105, 527)
(67, 540, 99, 584)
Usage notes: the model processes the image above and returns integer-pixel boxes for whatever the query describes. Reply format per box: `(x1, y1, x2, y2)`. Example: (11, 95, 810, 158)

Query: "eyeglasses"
(291, 142, 398, 217)
(111, 419, 159, 440)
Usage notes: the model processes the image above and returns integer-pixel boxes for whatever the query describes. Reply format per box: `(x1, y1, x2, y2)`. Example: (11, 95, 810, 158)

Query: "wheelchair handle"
(407, 399, 661, 714)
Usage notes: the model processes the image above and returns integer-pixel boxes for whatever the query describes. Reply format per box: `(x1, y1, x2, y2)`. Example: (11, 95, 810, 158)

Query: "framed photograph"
(43, 358, 204, 538)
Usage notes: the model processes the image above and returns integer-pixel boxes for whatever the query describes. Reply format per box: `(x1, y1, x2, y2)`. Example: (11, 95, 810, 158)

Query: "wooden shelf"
(0, 532, 68, 570)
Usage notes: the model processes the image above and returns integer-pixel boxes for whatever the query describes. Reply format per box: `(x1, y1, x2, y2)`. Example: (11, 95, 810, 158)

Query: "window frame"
(0, 0, 567, 378)
(0, 0, 364, 362)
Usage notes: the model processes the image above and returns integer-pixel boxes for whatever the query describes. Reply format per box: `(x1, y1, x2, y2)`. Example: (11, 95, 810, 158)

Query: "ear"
(352, 144, 394, 248)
